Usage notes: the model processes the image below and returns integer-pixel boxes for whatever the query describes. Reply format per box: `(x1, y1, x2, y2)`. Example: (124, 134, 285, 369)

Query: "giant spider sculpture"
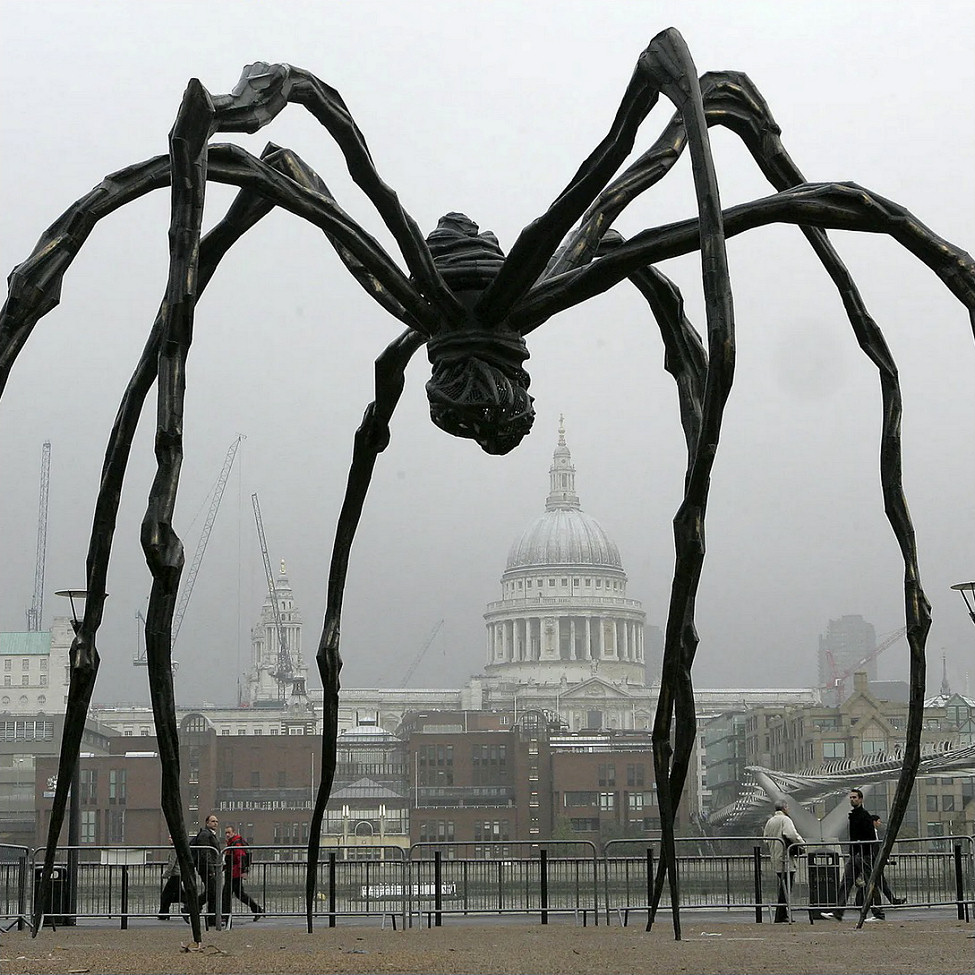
(2, 27, 974, 942)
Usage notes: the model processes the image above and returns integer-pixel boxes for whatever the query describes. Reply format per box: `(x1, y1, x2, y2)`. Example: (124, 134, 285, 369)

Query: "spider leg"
(546, 71, 794, 277)
(27, 144, 300, 937)
(474, 33, 677, 323)
(208, 61, 459, 324)
(305, 326, 426, 932)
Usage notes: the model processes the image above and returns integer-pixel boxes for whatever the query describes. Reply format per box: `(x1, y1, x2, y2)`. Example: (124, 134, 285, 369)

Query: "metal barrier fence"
(4, 835, 971, 930)
(0, 845, 29, 932)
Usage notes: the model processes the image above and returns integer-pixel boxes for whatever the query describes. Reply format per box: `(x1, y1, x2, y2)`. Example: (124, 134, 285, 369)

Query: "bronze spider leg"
(2, 122, 423, 935)
(306, 326, 426, 931)
(514, 186, 975, 934)
(514, 28, 735, 939)
(16, 143, 327, 939)
(550, 71, 943, 930)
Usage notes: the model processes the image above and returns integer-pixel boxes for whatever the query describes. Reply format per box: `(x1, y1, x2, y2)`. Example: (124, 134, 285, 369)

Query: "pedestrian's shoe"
(157, 913, 168, 920)
(820, 911, 843, 920)
(865, 915, 885, 922)
(253, 908, 264, 921)
(891, 897, 907, 905)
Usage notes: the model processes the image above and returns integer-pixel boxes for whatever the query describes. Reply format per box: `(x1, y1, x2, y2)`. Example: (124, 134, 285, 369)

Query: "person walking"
(763, 798, 805, 923)
(191, 813, 222, 928)
(157, 835, 184, 919)
(822, 789, 884, 921)
(222, 825, 264, 920)
(870, 815, 906, 906)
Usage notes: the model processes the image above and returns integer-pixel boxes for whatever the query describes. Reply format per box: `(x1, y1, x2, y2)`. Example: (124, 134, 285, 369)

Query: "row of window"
(597, 763, 646, 787)
(0, 719, 54, 741)
(2, 674, 48, 686)
(472, 744, 507, 766)
(563, 791, 655, 810)
(2, 658, 48, 670)
(417, 744, 453, 767)
(569, 816, 661, 833)
(473, 819, 511, 842)
(505, 577, 625, 594)
(79, 808, 126, 844)
(417, 819, 455, 843)
(79, 769, 127, 804)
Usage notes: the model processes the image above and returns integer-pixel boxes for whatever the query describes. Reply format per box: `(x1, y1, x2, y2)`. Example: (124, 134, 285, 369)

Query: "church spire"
(545, 414, 581, 511)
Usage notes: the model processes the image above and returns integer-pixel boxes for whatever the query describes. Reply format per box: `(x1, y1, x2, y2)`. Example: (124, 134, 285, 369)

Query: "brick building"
(32, 709, 696, 854)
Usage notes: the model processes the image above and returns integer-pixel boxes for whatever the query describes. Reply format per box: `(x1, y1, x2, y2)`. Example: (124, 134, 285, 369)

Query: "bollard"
(328, 852, 337, 928)
(753, 846, 763, 923)
(953, 844, 966, 921)
(434, 851, 442, 927)
(540, 849, 548, 925)
(120, 865, 128, 930)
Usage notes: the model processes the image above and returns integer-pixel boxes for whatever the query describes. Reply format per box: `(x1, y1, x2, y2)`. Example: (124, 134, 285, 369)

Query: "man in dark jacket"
(821, 789, 884, 921)
(191, 813, 222, 928)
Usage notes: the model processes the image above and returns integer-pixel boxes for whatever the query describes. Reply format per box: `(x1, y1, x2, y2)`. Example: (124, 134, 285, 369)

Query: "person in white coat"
(763, 799, 805, 922)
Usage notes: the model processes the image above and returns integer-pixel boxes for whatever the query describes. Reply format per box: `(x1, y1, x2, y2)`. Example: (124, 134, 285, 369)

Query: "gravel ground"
(2, 918, 973, 974)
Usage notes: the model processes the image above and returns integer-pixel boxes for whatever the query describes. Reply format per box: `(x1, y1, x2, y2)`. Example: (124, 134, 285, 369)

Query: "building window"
(564, 791, 598, 807)
(626, 764, 645, 788)
(3, 660, 9, 671)
(80, 769, 98, 804)
(80, 810, 97, 844)
(109, 768, 127, 805)
(473, 820, 508, 842)
(926, 794, 939, 812)
(862, 739, 885, 755)
(22, 659, 30, 670)
(40, 659, 47, 670)
(599, 792, 616, 810)
(598, 764, 616, 787)
(21, 675, 29, 686)
(942, 794, 955, 812)
(108, 809, 125, 843)
(569, 818, 600, 832)
(251, 771, 261, 788)
(822, 741, 846, 759)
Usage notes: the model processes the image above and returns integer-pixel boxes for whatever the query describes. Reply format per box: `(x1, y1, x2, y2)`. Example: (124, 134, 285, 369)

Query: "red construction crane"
(823, 626, 908, 704)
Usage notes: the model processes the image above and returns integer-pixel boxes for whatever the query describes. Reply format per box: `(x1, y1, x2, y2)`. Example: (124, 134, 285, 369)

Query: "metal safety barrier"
(6, 834, 971, 929)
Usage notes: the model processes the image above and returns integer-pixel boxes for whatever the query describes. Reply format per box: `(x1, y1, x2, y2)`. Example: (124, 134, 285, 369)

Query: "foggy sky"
(1, 1, 973, 708)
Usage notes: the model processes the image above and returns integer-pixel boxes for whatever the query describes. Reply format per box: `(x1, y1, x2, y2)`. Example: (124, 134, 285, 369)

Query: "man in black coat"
(821, 788, 885, 921)
(191, 813, 222, 928)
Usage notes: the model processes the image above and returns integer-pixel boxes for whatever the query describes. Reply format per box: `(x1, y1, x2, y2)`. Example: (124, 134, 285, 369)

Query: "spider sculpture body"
(1, 27, 974, 942)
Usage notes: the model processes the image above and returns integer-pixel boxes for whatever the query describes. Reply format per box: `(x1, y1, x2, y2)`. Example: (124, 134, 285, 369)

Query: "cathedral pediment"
(559, 677, 636, 701)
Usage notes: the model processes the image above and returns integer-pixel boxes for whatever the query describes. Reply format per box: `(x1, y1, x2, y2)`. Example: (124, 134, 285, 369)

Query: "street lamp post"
(950, 582, 975, 627)
(54, 589, 94, 925)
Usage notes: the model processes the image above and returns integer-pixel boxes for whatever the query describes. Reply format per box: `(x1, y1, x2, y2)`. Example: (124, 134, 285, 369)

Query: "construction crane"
(251, 492, 302, 701)
(133, 435, 242, 665)
(25, 441, 51, 631)
(823, 625, 908, 704)
(401, 619, 445, 686)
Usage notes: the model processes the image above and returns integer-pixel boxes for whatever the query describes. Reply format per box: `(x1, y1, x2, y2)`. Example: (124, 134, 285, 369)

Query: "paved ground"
(2, 916, 973, 974)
